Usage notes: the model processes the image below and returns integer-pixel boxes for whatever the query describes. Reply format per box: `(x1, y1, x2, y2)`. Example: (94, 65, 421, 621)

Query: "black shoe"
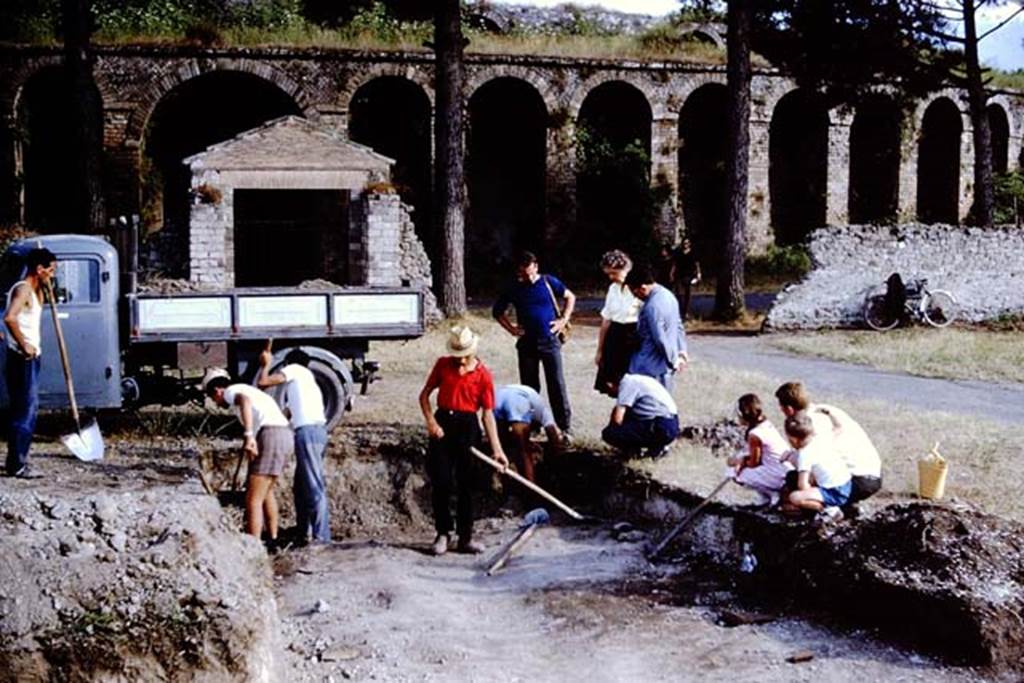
(646, 444, 672, 460)
(12, 466, 42, 480)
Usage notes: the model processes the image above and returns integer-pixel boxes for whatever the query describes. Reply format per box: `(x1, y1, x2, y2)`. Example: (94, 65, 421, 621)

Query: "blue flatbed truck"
(0, 234, 425, 429)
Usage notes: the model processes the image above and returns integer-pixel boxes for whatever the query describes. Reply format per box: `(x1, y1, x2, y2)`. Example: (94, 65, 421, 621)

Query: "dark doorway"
(348, 77, 432, 261)
(916, 97, 962, 225)
(849, 95, 901, 224)
(987, 103, 1010, 175)
(142, 72, 301, 276)
(679, 83, 728, 273)
(575, 81, 653, 285)
(769, 89, 829, 245)
(18, 66, 102, 233)
(234, 190, 349, 287)
(467, 77, 547, 293)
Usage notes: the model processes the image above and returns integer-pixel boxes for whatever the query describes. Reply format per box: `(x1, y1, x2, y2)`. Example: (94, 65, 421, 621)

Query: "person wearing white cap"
(206, 371, 293, 548)
(418, 326, 509, 556)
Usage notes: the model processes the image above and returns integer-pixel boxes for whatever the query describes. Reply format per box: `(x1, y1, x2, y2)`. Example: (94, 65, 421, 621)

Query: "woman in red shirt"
(418, 326, 509, 556)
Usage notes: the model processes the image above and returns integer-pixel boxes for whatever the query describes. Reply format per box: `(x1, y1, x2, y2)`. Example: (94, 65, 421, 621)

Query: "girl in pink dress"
(727, 393, 793, 506)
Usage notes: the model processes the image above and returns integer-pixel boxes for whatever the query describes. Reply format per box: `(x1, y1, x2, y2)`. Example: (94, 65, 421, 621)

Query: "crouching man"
(601, 373, 679, 460)
(493, 384, 563, 482)
(206, 373, 294, 547)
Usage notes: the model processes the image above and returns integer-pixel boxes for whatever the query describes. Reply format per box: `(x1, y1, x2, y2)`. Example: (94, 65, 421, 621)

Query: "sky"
(490, 0, 1024, 70)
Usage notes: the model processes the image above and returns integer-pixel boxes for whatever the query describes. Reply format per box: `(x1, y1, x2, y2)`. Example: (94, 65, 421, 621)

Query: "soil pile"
(0, 471, 277, 681)
(735, 502, 1024, 670)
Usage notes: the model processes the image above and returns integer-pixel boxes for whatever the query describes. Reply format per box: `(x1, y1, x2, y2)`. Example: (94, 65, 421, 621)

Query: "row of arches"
(5, 67, 1021, 286)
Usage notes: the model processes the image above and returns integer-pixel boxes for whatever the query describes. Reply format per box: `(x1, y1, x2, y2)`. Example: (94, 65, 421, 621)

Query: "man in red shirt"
(418, 326, 509, 556)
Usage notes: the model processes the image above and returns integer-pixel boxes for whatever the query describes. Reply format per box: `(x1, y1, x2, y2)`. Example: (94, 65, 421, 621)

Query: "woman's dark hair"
(204, 375, 230, 397)
(737, 393, 764, 433)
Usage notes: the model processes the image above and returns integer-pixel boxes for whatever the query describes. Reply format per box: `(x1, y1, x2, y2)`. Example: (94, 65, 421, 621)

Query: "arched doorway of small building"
(987, 103, 1010, 175)
(769, 89, 829, 245)
(466, 77, 547, 294)
(575, 81, 653, 285)
(348, 77, 433, 262)
(849, 94, 902, 225)
(916, 97, 962, 225)
(678, 83, 728, 274)
(141, 71, 302, 277)
(17, 66, 103, 233)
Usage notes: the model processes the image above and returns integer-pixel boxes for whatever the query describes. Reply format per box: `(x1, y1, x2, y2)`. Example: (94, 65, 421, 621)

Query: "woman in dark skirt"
(594, 250, 641, 396)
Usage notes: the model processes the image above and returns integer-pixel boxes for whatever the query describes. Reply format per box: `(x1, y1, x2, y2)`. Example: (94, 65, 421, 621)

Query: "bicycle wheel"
(864, 295, 899, 331)
(922, 290, 957, 328)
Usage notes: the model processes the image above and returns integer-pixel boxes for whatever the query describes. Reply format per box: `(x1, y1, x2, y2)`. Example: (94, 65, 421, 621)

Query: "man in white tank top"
(3, 247, 56, 478)
(259, 348, 331, 545)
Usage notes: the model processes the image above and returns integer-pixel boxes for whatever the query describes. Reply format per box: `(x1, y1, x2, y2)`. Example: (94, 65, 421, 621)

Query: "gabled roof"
(184, 115, 394, 171)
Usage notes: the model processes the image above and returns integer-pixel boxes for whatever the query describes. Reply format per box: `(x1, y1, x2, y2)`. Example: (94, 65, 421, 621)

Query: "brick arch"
(466, 67, 556, 117)
(910, 89, 967, 136)
(125, 59, 314, 142)
(337, 63, 435, 113)
(568, 74, 658, 120)
(7, 57, 118, 121)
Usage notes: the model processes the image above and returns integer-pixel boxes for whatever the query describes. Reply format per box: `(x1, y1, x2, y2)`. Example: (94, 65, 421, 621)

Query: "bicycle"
(862, 278, 958, 331)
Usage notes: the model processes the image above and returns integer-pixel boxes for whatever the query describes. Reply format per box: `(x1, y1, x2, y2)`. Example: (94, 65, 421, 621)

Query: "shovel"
(486, 507, 550, 576)
(470, 447, 584, 521)
(44, 279, 104, 461)
(646, 475, 733, 561)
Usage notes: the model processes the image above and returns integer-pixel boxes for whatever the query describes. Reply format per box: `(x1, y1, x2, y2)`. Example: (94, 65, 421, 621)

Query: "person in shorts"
(206, 373, 294, 546)
(781, 411, 852, 521)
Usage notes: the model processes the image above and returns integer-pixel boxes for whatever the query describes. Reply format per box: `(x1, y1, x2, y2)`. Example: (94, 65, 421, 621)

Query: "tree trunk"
(433, 0, 467, 317)
(962, 0, 994, 227)
(714, 0, 751, 321)
(61, 0, 105, 233)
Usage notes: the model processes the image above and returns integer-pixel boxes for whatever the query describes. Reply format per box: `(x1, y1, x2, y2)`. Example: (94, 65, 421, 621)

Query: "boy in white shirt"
(782, 411, 852, 518)
(259, 348, 331, 544)
(206, 374, 294, 545)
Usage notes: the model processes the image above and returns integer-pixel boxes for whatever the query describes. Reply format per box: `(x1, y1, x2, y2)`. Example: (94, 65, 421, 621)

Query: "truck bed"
(127, 286, 424, 343)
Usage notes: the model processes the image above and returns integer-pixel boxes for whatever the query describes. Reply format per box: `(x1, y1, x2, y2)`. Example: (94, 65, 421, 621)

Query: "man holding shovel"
(3, 247, 56, 479)
(258, 348, 331, 545)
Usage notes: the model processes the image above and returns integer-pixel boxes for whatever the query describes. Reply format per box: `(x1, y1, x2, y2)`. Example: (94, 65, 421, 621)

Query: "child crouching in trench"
(418, 326, 509, 556)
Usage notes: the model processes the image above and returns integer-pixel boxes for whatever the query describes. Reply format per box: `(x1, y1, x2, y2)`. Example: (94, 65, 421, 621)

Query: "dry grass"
(357, 312, 1020, 521)
(765, 329, 1024, 384)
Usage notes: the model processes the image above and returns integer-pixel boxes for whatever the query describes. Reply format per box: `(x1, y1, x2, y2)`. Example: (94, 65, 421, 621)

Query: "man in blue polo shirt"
(493, 384, 563, 481)
(493, 251, 575, 437)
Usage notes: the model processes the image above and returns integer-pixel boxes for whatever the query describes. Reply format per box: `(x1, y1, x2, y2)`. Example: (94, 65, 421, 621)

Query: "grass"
(357, 311, 1021, 521)
(765, 328, 1024, 384)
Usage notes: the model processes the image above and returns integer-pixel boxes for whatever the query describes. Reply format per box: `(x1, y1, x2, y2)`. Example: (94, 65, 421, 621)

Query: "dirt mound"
(734, 502, 1024, 670)
(0, 471, 276, 681)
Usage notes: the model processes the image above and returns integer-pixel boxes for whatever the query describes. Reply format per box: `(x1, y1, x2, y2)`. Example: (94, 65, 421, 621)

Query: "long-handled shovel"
(486, 507, 550, 576)
(44, 279, 104, 461)
(470, 446, 584, 521)
(646, 476, 733, 561)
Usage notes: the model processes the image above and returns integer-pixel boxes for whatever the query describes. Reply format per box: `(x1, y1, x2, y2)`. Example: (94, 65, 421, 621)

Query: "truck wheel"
(306, 358, 350, 431)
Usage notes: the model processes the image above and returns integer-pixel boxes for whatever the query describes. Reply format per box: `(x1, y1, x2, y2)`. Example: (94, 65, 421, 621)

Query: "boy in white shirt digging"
(782, 411, 852, 523)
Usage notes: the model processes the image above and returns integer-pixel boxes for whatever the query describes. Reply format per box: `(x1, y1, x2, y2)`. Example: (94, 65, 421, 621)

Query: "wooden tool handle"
(44, 279, 82, 431)
(470, 446, 584, 521)
(648, 476, 733, 560)
(486, 523, 538, 576)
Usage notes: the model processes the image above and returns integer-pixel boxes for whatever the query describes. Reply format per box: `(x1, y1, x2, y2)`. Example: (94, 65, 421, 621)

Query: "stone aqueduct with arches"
(0, 45, 1022, 285)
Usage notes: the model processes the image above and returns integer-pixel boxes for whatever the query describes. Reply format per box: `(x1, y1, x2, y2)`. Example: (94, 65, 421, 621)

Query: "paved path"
(689, 334, 1024, 424)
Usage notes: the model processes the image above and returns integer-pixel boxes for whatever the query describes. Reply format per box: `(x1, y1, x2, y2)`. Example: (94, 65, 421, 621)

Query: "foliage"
(990, 68, 1024, 92)
(993, 171, 1024, 225)
(745, 244, 812, 284)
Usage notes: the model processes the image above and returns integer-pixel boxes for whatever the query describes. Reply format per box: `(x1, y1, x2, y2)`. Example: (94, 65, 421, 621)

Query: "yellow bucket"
(918, 442, 948, 501)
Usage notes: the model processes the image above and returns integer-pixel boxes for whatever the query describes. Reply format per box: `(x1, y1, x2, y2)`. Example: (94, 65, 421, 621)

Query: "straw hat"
(446, 325, 479, 357)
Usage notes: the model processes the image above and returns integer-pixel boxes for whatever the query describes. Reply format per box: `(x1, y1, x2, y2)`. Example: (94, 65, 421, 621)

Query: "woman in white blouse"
(594, 250, 642, 396)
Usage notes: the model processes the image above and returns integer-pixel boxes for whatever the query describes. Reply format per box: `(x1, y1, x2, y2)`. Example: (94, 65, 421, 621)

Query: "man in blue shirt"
(626, 263, 687, 391)
(492, 251, 575, 436)
(493, 384, 563, 481)
(601, 373, 680, 459)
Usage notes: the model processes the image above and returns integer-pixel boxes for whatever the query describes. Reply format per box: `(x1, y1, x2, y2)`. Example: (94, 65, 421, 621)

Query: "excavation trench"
(206, 423, 1024, 677)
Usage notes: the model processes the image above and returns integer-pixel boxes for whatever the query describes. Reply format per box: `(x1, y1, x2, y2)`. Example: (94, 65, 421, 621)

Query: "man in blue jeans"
(492, 251, 575, 437)
(601, 373, 680, 460)
(4, 247, 56, 479)
(258, 348, 331, 544)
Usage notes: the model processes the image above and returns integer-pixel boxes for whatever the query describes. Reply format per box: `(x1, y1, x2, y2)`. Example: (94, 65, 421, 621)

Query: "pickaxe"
(486, 507, 550, 576)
